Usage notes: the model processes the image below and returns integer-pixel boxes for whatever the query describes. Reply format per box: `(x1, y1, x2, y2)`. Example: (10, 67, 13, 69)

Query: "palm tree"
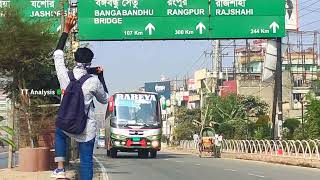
(0, 116, 15, 148)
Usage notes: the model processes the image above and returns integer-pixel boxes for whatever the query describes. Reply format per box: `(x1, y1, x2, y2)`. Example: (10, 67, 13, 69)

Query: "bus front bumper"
(111, 139, 161, 151)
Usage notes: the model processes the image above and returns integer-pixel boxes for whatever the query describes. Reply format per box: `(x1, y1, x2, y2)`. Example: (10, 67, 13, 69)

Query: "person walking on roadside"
(214, 133, 223, 158)
(193, 132, 200, 151)
(51, 15, 108, 180)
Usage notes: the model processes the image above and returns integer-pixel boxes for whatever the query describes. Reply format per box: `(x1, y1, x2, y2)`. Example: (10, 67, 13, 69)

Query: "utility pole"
(213, 40, 220, 94)
(271, 38, 283, 140)
(7, 99, 14, 168)
(276, 37, 283, 139)
(60, 0, 65, 33)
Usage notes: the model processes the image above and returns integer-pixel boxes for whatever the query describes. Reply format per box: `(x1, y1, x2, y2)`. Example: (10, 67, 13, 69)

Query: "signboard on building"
(285, 0, 298, 30)
(187, 79, 196, 91)
(144, 81, 171, 100)
(78, 0, 285, 41)
(220, 80, 237, 97)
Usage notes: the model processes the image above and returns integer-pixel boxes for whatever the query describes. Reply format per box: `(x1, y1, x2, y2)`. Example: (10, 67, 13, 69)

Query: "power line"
(299, 0, 320, 11)
(300, 19, 320, 29)
(298, 0, 318, 6)
(176, 51, 207, 79)
(299, 7, 320, 18)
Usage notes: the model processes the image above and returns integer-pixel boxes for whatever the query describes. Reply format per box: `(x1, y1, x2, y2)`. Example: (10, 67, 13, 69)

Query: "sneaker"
(51, 168, 66, 178)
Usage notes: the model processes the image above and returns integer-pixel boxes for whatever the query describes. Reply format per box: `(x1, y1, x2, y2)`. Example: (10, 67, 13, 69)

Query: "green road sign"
(77, 0, 285, 41)
(210, 0, 285, 38)
(1, 0, 67, 32)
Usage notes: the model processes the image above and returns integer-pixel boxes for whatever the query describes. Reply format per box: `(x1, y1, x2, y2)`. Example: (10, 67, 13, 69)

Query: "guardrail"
(179, 139, 320, 160)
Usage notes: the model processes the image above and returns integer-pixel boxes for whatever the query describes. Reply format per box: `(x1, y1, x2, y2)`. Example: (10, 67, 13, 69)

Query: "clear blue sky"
(83, 0, 320, 94)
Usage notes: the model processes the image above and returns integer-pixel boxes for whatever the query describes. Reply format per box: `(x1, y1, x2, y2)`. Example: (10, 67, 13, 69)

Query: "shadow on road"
(106, 152, 186, 160)
(106, 171, 131, 174)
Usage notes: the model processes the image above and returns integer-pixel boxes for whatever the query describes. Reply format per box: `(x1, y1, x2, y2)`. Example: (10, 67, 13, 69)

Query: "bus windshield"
(112, 94, 160, 129)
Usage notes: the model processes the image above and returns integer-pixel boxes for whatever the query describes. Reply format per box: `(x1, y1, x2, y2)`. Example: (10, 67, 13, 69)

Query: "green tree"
(0, 7, 63, 147)
(173, 108, 200, 141)
(311, 80, 320, 97)
(240, 95, 269, 117)
(283, 118, 300, 139)
(0, 116, 15, 148)
(0, 7, 58, 99)
(253, 116, 271, 140)
(304, 98, 320, 139)
(205, 94, 269, 139)
(292, 126, 304, 140)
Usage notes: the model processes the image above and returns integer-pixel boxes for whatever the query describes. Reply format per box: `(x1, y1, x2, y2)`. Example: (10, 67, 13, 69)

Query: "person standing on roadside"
(193, 132, 200, 151)
(214, 133, 223, 158)
(51, 15, 108, 180)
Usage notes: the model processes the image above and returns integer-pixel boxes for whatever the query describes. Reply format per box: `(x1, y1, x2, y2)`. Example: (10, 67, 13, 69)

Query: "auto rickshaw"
(199, 127, 215, 158)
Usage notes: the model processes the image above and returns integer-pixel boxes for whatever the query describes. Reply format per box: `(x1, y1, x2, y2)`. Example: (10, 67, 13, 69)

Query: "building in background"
(0, 76, 12, 127)
(0, 90, 11, 126)
(235, 31, 319, 120)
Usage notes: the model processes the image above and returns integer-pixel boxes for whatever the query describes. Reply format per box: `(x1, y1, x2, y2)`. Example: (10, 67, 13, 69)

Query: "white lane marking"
(93, 156, 109, 180)
(195, 164, 201, 166)
(175, 160, 183, 163)
(163, 159, 169, 161)
(224, 169, 237, 172)
(248, 173, 265, 178)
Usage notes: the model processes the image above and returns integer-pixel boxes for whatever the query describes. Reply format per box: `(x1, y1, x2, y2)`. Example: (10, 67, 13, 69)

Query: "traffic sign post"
(78, 0, 285, 41)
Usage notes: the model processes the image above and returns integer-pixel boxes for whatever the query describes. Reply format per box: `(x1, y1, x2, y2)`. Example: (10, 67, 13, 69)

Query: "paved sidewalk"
(0, 162, 78, 180)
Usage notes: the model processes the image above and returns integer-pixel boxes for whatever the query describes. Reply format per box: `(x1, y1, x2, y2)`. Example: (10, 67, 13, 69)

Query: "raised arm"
(54, 15, 77, 89)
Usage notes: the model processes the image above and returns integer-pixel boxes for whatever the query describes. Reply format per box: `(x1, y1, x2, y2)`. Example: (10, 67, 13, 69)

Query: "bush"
(173, 121, 196, 141)
(283, 118, 300, 139)
(253, 115, 271, 140)
(293, 126, 304, 140)
(173, 107, 200, 141)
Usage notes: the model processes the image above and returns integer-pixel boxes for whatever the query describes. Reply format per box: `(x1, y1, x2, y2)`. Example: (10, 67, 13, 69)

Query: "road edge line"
(93, 156, 109, 180)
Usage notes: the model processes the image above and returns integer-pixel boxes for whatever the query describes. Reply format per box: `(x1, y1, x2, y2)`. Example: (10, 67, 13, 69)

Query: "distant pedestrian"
(214, 134, 223, 158)
(193, 132, 200, 150)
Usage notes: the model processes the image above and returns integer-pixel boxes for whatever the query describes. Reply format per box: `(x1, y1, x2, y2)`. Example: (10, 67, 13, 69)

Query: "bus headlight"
(114, 141, 120, 146)
(112, 134, 127, 140)
(151, 140, 159, 148)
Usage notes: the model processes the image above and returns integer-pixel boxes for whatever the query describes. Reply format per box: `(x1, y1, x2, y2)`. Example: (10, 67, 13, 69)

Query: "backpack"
(56, 71, 92, 134)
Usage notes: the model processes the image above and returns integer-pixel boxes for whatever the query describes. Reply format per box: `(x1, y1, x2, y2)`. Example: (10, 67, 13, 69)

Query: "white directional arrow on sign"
(145, 23, 155, 35)
(269, 21, 279, 33)
(196, 22, 206, 34)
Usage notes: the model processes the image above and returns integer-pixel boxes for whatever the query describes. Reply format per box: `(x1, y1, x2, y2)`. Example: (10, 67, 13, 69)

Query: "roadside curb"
(162, 147, 320, 169)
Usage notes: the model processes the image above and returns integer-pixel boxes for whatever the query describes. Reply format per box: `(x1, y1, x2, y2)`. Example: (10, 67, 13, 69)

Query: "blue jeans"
(55, 128, 95, 180)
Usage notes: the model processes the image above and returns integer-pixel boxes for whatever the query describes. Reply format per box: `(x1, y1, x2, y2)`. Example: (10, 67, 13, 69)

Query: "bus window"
(112, 94, 161, 129)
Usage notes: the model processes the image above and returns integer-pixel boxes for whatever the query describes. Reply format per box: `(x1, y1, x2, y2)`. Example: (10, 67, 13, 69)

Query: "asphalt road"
(0, 152, 18, 169)
(93, 149, 320, 180)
